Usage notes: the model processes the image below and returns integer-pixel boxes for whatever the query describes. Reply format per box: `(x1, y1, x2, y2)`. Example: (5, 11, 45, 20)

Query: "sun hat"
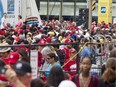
(0, 43, 11, 53)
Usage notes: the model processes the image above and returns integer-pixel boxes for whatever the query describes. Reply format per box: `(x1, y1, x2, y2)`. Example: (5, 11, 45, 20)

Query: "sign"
(98, 0, 112, 24)
(101, 7, 106, 13)
(30, 50, 38, 79)
(0, 0, 4, 25)
(92, 1, 96, 11)
(7, 0, 15, 14)
(113, 18, 116, 24)
(0, 0, 21, 26)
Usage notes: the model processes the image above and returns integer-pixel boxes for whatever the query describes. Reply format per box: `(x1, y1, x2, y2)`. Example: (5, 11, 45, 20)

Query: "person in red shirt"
(0, 43, 11, 64)
(0, 29, 6, 35)
(0, 59, 8, 87)
(64, 48, 77, 78)
(62, 39, 72, 60)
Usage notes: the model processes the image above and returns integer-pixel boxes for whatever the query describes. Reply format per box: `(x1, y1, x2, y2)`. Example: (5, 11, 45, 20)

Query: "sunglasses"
(47, 58, 51, 60)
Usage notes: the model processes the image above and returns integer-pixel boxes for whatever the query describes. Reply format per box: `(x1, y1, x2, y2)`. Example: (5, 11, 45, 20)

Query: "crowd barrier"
(0, 37, 116, 77)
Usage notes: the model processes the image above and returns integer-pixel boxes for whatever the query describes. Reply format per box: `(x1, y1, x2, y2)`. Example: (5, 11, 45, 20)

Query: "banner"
(30, 50, 38, 79)
(0, 0, 21, 26)
(0, 0, 4, 25)
(113, 18, 116, 24)
(98, 0, 112, 24)
(7, 0, 15, 14)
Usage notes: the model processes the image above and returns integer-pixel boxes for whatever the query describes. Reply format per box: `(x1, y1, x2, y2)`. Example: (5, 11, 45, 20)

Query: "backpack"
(56, 49, 65, 66)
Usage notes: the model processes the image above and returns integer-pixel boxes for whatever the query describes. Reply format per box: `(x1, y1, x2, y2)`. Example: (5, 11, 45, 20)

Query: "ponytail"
(102, 67, 115, 84)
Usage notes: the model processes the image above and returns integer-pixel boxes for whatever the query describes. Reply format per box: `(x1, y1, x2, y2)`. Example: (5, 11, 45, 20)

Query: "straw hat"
(0, 43, 11, 52)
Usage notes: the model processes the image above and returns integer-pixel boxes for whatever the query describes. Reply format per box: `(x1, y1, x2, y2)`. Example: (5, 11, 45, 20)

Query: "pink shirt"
(17, 19, 23, 28)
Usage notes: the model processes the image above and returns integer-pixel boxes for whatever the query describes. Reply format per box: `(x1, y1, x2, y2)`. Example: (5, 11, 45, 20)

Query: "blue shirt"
(45, 61, 61, 77)
(80, 47, 91, 58)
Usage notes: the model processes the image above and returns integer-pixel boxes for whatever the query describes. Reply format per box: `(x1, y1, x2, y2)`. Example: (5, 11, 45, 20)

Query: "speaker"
(35, 0, 40, 11)
(77, 8, 89, 29)
(79, 8, 89, 16)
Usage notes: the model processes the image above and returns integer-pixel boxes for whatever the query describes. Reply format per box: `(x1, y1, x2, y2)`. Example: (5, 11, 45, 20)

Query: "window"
(40, 0, 116, 3)
(40, 0, 86, 2)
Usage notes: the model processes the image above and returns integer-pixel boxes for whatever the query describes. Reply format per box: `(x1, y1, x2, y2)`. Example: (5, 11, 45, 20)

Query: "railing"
(0, 37, 116, 77)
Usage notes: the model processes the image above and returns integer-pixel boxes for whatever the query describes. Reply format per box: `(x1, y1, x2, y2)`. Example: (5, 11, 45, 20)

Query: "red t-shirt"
(1, 57, 10, 64)
(64, 59, 76, 74)
(0, 30, 6, 35)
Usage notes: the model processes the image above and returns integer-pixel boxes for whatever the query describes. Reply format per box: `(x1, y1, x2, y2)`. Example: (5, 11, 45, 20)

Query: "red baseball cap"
(76, 27, 79, 31)
(0, 74, 7, 82)
(38, 29, 43, 33)
(19, 29, 24, 34)
(38, 39, 46, 44)
(104, 24, 109, 28)
(15, 24, 19, 28)
(15, 37, 20, 42)
(64, 39, 71, 43)
(46, 37, 52, 43)
(9, 52, 20, 64)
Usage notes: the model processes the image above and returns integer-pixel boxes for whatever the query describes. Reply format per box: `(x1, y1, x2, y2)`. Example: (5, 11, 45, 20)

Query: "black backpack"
(56, 49, 65, 66)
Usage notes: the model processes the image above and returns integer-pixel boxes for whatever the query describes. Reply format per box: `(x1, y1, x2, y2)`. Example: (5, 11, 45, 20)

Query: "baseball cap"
(58, 80, 76, 87)
(15, 24, 19, 28)
(27, 32, 32, 36)
(38, 29, 43, 33)
(46, 37, 51, 43)
(0, 43, 11, 53)
(64, 39, 71, 43)
(38, 39, 46, 45)
(13, 61, 32, 75)
(14, 37, 20, 42)
(48, 32, 55, 36)
(9, 52, 20, 64)
(0, 74, 7, 83)
(19, 29, 24, 34)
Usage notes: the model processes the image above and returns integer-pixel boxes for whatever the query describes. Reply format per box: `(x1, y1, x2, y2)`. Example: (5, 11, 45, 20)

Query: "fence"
(0, 36, 116, 77)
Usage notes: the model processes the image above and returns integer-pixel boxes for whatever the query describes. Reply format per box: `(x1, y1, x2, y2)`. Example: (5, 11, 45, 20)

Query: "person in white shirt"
(0, 13, 9, 29)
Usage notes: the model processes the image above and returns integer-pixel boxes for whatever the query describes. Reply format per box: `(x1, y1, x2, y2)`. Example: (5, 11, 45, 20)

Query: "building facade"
(39, 0, 116, 21)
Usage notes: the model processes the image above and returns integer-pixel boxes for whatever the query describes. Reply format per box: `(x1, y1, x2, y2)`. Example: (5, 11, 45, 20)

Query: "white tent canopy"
(21, 0, 41, 23)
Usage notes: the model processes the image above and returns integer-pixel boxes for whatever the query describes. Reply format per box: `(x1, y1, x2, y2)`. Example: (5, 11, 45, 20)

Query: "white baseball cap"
(58, 80, 77, 87)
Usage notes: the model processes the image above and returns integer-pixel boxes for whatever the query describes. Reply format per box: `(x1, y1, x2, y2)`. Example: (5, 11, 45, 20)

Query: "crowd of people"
(0, 13, 116, 87)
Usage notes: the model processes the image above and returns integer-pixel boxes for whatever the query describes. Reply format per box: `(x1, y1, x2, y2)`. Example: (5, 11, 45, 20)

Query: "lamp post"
(88, 0, 92, 34)
(59, 0, 63, 21)
(74, 0, 76, 22)
(47, 0, 49, 21)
